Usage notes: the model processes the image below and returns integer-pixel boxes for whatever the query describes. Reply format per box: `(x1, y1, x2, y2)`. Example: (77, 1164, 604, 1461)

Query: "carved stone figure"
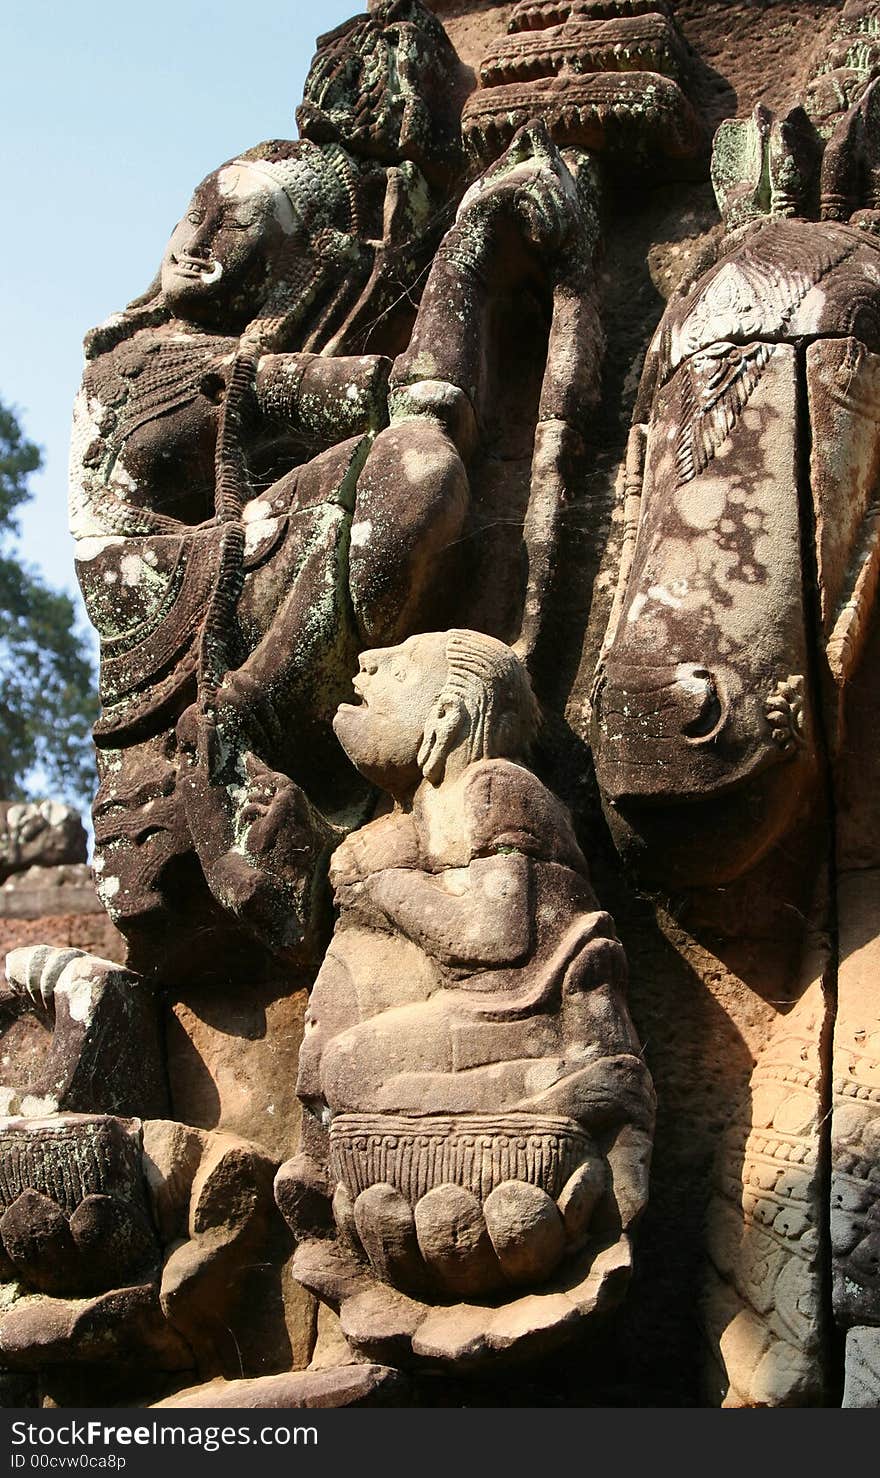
(10, 0, 880, 1411)
(591, 81, 880, 886)
(586, 3, 880, 1406)
(0, 804, 86, 883)
(71, 1, 458, 974)
(72, 23, 599, 982)
(279, 631, 654, 1364)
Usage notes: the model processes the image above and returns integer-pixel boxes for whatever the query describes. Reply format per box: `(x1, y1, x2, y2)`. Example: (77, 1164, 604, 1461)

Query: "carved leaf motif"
(673, 227, 859, 485)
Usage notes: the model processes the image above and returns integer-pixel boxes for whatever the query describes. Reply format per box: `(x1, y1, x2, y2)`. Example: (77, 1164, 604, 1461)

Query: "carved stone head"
(158, 144, 358, 333)
(296, 0, 463, 186)
(332, 629, 540, 793)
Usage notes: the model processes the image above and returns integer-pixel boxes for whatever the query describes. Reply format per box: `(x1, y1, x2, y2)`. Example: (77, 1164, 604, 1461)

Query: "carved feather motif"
(676, 341, 773, 484)
(673, 225, 858, 485)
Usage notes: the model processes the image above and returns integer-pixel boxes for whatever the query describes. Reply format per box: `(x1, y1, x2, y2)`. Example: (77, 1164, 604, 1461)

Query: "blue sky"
(1, 0, 356, 633)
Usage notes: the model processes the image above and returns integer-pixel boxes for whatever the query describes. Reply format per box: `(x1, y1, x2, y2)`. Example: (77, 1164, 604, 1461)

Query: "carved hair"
(417, 630, 542, 783)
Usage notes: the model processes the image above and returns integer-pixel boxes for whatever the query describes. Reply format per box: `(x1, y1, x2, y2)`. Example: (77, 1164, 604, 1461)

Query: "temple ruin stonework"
(3, 0, 880, 1407)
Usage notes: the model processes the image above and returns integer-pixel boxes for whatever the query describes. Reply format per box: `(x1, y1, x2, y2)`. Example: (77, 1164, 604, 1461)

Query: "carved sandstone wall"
(3, 0, 880, 1408)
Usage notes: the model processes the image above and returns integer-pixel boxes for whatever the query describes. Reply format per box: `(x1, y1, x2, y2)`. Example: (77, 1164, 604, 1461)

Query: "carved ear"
(417, 699, 464, 784)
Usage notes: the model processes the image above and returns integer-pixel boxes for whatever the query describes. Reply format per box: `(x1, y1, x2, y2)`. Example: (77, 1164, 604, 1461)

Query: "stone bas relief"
(70, 0, 601, 982)
(71, 0, 466, 976)
(7, 0, 880, 1409)
(280, 632, 653, 1364)
(0, 805, 86, 884)
(584, 0, 880, 1407)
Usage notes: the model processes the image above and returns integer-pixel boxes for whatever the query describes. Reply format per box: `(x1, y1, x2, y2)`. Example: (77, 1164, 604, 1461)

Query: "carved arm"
(389, 123, 582, 461)
(344, 852, 533, 968)
(255, 352, 391, 446)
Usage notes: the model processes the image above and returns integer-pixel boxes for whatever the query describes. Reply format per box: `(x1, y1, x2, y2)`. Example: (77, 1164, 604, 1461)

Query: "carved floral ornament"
(2, 0, 880, 1408)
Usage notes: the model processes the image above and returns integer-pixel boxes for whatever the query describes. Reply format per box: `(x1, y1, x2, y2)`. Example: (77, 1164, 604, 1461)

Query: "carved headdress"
(296, 0, 463, 187)
(83, 136, 369, 364)
(418, 630, 542, 781)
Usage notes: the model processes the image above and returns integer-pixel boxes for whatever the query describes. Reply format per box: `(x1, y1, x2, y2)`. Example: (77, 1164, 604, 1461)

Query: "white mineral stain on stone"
(19, 1094, 57, 1117)
(99, 875, 120, 899)
(675, 664, 709, 697)
(243, 499, 271, 523)
(121, 554, 145, 586)
(110, 462, 138, 494)
(627, 592, 648, 622)
(350, 520, 372, 548)
(63, 976, 97, 1026)
(76, 535, 124, 561)
(244, 518, 277, 555)
(647, 583, 683, 610)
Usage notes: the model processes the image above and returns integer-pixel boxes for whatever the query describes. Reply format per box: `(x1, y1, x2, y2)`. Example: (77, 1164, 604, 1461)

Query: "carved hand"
(329, 814, 420, 889)
(356, 854, 532, 968)
(456, 122, 579, 259)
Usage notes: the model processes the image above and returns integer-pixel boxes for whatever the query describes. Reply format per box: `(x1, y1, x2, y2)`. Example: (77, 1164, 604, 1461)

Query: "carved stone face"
(160, 163, 296, 327)
(333, 633, 449, 792)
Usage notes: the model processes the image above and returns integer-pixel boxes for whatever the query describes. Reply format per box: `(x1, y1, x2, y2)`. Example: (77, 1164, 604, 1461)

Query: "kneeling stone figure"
(279, 630, 654, 1363)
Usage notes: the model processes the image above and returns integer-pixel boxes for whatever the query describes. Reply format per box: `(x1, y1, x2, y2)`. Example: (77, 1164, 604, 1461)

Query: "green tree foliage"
(0, 398, 97, 806)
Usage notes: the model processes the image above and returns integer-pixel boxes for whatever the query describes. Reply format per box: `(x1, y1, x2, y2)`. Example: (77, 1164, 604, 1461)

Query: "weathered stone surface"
(591, 250, 829, 886)
(0, 1115, 157, 1297)
(831, 869, 880, 1330)
(71, 0, 586, 989)
(462, 0, 704, 169)
(0, 950, 166, 1119)
(282, 629, 653, 1364)
(152, 1362, 406, 1409)
(14, 0, 880, 1411)
(414, 1184, 503, 1296)
(165, 981, 308, 1161)
(143, 1120, 303, 1381)
(484, 1180, 566, 1284)
(0, 1283, 193, 1371)
(353, 1183, 424, 1292)
(843, 1326, 880, 1407)
(308, 1302, 358, 1372)
(0, 804, 86, 885)
(0, 916, 124, 985)
(704, 972, 830, 1408)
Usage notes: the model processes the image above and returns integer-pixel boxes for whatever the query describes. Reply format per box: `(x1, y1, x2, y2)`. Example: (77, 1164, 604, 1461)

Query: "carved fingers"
(3, 945, 86, 1013)
(456, 121, 580, 259)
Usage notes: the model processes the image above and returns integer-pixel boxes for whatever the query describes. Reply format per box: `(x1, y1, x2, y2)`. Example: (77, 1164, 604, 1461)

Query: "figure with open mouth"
(279, 630, 654, 1367)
